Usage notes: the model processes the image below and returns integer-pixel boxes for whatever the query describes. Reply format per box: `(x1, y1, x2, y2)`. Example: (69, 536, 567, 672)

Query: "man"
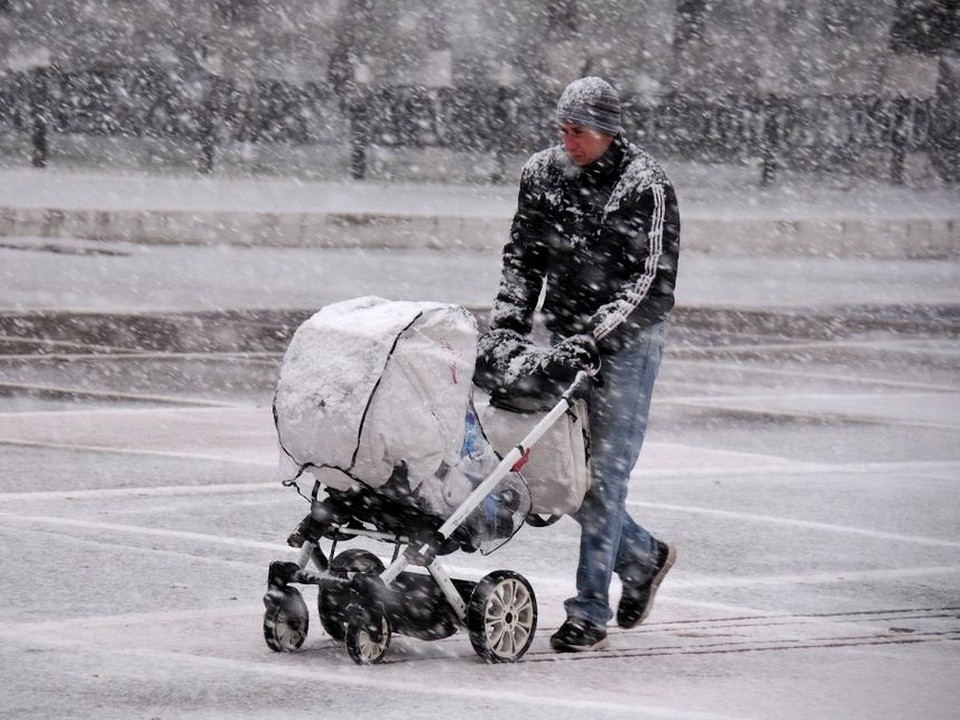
(489, 77, 680, 652)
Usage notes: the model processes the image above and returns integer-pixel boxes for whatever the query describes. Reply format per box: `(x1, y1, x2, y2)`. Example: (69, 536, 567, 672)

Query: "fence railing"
(0, 64, 942, 185)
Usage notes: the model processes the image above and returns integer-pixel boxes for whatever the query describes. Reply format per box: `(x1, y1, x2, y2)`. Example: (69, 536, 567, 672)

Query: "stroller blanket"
(275, 296, 478, 496)
(474, 391, 591, 517)
(472, 327, 593, 516)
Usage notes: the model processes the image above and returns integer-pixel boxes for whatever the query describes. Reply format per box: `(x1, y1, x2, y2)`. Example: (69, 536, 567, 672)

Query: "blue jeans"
(564, 322, 666, 626)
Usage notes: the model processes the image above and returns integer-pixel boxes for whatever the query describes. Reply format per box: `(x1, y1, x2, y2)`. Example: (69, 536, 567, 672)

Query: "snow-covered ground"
(1, 250, 958, 718)
(0, 166, 958, 718)
(1, 237, 958, 314)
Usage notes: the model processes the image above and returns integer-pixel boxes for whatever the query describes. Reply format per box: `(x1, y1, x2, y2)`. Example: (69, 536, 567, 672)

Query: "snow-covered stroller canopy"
(273, 296, 530, 552)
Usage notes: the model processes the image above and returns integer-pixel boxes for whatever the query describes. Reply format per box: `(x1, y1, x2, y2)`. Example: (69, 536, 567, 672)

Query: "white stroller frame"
(262, 369, 594, 665)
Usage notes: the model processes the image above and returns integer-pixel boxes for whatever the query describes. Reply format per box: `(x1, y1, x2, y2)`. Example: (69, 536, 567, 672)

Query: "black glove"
(473, 328, 535, 393)
(541, 334, 600, 381)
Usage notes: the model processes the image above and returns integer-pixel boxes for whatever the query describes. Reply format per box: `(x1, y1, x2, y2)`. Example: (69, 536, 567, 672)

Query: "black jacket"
(490, 135, 680, 354)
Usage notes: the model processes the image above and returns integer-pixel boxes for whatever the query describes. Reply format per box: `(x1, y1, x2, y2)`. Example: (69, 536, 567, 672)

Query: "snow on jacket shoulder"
(491, 136, 680, 354)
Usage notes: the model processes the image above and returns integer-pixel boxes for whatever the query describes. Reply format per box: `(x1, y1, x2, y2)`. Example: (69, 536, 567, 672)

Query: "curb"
(2, 305, 955, 358)
(1, 205, 957, 258)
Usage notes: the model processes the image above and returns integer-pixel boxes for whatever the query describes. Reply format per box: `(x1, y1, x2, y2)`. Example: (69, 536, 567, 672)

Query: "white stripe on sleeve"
(593, 183, 665, 340)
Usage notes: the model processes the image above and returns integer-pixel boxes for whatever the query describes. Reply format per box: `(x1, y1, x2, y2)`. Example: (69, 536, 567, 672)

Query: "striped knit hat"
(556, 77, 621, 136)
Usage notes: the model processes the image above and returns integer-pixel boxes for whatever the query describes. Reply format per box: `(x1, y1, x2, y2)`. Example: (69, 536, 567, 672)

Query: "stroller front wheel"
(345, 603, 392, 665)
(319, 549, 386, 641)
(467, 570, 537, 663)
(263, 587, 309, 652)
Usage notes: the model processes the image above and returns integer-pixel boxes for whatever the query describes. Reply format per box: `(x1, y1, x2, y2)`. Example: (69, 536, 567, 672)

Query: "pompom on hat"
(556, 77, 621, 136)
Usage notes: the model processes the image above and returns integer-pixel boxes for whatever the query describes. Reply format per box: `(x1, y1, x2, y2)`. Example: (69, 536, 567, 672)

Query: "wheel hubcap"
(276, 609, 303, 647)
(485, 578, 533, 656)
(359, 616, 389, 660)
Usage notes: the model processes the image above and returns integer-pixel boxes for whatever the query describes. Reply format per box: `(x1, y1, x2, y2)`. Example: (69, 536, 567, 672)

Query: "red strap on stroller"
(510, 447, 531, 472)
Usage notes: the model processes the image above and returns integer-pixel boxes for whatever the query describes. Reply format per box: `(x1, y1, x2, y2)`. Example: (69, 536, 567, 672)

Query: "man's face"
(558, 123, 614, 167)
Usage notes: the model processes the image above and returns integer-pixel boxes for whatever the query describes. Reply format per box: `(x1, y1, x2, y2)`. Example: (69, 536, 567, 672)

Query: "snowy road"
(1, 306, 958, 719)
(2, 237, 959, 314)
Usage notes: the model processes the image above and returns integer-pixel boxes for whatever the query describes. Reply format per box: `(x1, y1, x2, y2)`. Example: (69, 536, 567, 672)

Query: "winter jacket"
(490, 135, 680, 354)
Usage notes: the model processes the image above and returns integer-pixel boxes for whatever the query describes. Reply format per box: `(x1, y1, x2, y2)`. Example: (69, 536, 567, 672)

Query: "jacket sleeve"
(585, 181, 679, 345)
(489, 163, 550, 335)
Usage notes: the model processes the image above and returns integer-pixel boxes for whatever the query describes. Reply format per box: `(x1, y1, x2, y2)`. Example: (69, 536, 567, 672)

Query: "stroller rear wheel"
(467, 570, 537, 663)
(345, 603, 392, 665)
(319, 549, 386, 640)
(263, 587, 309, 652)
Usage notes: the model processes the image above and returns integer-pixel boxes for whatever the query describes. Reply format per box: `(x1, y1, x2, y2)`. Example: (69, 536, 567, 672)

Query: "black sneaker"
(549, 618, 609, 653)
(616, 541, 677, 629)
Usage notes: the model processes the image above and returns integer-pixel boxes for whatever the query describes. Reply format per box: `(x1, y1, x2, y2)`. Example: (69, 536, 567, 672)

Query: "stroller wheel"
(467, 570, 537, 663)
(319, 549, 385, 641)
(263, 587, 309, 652)
(345, 603, 392, 665)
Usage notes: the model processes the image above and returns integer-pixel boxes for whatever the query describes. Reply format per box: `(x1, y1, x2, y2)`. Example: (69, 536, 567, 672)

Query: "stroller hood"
(274, 296, 477, 495)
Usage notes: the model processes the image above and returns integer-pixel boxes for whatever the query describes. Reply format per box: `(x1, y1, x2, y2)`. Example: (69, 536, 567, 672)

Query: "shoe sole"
(549, 635, 610, 653)
(636, 542, 676, 625)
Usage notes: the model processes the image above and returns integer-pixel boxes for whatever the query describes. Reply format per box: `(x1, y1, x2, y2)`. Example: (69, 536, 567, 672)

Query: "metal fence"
(624, 93, 937, 184)
(0, 64, 942, 185)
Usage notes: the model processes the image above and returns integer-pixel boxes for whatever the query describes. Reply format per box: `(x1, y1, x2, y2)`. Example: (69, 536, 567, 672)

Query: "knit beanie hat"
(556, 77, 621, 136)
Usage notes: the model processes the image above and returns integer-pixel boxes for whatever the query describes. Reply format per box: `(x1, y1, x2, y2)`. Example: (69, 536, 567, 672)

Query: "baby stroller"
(261, 297, 595, 664)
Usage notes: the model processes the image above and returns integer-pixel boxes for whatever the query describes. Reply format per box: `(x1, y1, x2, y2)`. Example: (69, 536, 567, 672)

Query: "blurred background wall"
(0, 0, 957, 185)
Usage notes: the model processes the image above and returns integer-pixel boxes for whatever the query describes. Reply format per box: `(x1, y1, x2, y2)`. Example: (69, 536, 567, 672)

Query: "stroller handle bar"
(414, 368, 595, 559)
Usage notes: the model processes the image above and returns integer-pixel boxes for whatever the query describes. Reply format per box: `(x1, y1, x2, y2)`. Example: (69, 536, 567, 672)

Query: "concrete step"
(1, 168, 957, 258)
